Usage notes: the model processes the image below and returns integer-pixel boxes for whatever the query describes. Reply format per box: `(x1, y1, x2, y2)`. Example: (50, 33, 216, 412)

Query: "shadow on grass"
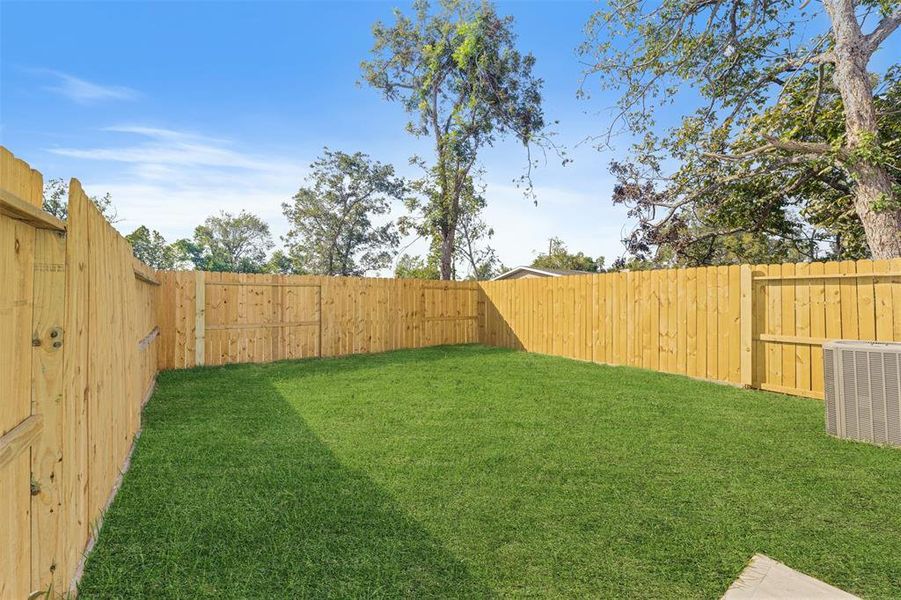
(77, 352, 494, 599)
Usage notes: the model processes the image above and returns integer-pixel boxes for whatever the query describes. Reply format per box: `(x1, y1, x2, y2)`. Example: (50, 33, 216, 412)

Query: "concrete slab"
(722, 554, 860, 600)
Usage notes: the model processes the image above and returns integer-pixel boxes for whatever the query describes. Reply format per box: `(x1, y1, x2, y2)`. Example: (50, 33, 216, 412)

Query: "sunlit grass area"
(78, 345, 901, 598)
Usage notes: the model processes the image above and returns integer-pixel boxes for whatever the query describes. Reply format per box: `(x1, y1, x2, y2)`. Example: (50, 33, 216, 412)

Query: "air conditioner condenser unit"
(823, 340, 901, 447)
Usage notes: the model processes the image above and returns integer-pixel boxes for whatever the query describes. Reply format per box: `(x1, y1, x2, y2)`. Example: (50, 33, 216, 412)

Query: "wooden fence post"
(740, 264, 753, 387)
(195, 271, 205, 367)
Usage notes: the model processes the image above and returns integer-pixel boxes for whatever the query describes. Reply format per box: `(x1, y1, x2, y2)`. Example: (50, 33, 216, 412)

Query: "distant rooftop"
(492, 266, 591, 280)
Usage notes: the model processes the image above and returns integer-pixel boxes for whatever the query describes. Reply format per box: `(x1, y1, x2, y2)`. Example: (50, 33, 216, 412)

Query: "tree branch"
(863, 9, 901, 55)
(761, 135, 838, 158)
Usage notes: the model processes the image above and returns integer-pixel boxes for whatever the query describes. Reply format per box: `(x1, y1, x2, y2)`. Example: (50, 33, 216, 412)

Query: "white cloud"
(52, 125, 287, 172)
(47, 125, 307, 244)
(47, 125, 632, 275)
(39, 70, 139, 104)
(481, 180, 631, 268)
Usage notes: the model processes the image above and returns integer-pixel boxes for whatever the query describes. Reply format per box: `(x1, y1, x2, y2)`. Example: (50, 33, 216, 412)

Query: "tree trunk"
(440, 227, 455, 280)
(848, 163, 901, 258)
(826, 0, 901, 259)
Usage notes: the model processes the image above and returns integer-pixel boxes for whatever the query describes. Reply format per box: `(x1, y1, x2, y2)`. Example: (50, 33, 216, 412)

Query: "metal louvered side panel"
(823, 348, 838, 436)
(841, 350, 858, 439)
(886, 353, 901, 446)
(855, 351, 872, 441)
(869, 351, 886, 444)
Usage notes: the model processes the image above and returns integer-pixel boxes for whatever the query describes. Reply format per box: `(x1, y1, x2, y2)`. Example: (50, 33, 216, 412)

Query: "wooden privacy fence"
(481, 260, 901, 399)
(160, 260, 901, 401)
(157, 271, 481, 369)
(1, 148, 159, 598)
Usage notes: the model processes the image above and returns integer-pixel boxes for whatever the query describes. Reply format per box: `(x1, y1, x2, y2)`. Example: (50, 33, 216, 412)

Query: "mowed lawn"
(78, 345, 901, 599)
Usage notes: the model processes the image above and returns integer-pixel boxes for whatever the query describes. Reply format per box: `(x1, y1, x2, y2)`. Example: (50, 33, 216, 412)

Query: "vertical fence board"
(30, 228, 67, 590)
(728, 265, 742, 384)
(795, 262, 812, 394)
(809, 262, 826, 395)
(0, 147, 41, 599)
(856, 259, 876, 341)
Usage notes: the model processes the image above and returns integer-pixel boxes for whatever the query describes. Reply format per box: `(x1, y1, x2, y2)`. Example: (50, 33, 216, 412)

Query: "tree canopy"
(173, 211, 274, 273)
(282, 149, 403, 276)
(531, 237, 605, 273)
(399, 167, 504, 280)
(363, 0, 553, 279)
(125, 226, 177, 270)
(43, 178, 120, 223)
(394, 253, 441, 279)
(583, 0, 901, 263)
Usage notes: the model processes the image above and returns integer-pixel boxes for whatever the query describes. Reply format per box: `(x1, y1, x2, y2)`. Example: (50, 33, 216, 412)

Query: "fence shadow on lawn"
(76, 352, 495, 598)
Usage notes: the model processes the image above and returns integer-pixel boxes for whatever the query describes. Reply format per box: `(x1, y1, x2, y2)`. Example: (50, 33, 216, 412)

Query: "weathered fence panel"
(157, 272, 480, 369)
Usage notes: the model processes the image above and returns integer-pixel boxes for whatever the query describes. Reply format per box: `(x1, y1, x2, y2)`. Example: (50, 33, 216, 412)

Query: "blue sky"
(2, 0, 641, 271)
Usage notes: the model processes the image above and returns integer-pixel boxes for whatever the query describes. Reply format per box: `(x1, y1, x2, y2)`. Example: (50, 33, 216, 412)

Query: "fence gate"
(197, 272, 322, 367)
(751, 261, 901, 400)
(1, 156, 68, 597)
(421, 283, 480, 347)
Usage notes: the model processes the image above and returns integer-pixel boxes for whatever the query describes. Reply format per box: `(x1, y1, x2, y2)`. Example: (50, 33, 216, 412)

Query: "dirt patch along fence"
(1, 148, 159, 597)
(157, 271, 481, 369)
(481, 260, 901, 399)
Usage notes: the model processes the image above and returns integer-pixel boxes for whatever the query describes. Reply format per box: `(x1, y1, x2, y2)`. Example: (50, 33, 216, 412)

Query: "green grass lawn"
(78, 345, 901, 599)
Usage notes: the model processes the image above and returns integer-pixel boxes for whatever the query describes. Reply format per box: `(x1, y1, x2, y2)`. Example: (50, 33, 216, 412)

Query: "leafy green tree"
(583, 0, 901, 260)
(400, 170, 503, 279)
(394, 253, 441, 279)
(262, 250, 297, 275)
(455, 191, 505, 279)
(125, 225, 177, 269)
(363, 0, 554, 279)
(169, 239, 205, 270)
(173, 211, 274, 273)
(531, 238, 604, 272)
(282, 149, 403, 276)
(42, 178, 120, 223)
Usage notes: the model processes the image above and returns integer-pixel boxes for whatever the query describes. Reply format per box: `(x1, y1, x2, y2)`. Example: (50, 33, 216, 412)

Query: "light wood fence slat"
(873, 259, 894, 341)
(809, 262, 826, 395)
(695, 267, 706, 378)
(857, 259, 876, 341)
(781, 263, 796, 391)
(706, 267, 719, 381)
(729, 265, 742, 384)
(30, 226, 67, 590)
